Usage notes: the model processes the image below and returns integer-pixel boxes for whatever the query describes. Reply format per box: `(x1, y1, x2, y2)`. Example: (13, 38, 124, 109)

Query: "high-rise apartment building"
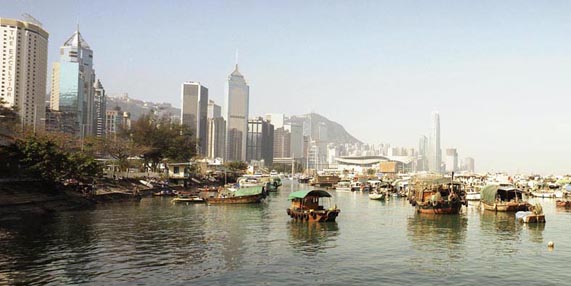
(225, 65, 249, 161)
(93, 79, 106, 137)
(50, 28, 96, 137)
(106, 108, 131, 136)
(181, 82, 208, 156)
(285, 121, 304, 159)
(428, 112, 442, 173)
(0, 18, 49, 131)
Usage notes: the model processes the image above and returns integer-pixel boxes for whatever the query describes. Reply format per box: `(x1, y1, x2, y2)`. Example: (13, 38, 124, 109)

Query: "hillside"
(291, 113, 362, 145)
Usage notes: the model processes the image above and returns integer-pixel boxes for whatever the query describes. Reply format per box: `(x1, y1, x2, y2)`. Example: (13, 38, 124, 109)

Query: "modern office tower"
(225, 64, 249, 161)
(93, 79, 106, 137)
(418, 135, 428, 171)
(445, 148, 458, 173)
(285, 122, 304, 159)
(273, 127, 291, 158)
(105, 108, 131, 136)
(207, 117, 226, 159)
(463, 157, 475, 172)
(246, 117, 274, 166)
(207, 99, 221, 119)
(180, 82, 208, 156)
(50, 28, 96, 137)
(428, 112, 442, 173)
(0, 18, 49, 131)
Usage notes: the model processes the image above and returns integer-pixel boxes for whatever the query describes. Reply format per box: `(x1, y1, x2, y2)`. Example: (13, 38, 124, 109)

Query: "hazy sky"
(3, 1, 571, 174)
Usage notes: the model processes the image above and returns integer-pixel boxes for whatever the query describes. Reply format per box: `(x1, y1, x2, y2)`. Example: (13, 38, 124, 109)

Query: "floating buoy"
(548, 241, 555, 248)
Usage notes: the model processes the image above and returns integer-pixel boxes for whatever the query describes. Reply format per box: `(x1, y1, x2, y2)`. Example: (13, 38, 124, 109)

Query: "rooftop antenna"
(235, 48, 239, 68)
(21, 13, 42, 26)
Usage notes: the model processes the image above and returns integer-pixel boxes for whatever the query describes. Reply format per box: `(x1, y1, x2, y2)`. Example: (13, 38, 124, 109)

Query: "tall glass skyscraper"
(225, 64, 249, 161)
(428, 112, 441, 173)
(181, 82, 208, 156)
(50, 28, 95, 136)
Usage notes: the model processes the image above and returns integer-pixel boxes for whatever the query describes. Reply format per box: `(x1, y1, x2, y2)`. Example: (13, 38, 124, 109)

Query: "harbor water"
(1, 182, 570, 285)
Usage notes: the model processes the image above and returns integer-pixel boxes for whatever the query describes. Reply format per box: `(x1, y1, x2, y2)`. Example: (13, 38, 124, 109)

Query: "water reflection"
(288, 222, 339, 256)
(479, 210, 521, 255)
(406, 213, 467, 274)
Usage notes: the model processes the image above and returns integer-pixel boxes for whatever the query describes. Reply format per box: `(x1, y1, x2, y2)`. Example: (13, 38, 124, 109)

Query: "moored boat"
(556, 200, 571, 208)
(480, 185, 531, 212)
(286, 190, 340, 222)
(171, 195, 205, 204)
(335, 180, 351, 192)
(369, 182, 391, 201)
(205, 186, 265, 205)
(408, 176, 467, 214)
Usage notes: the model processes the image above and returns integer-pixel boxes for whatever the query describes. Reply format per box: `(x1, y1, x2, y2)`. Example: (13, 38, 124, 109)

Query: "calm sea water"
(1, 181, 570, 285)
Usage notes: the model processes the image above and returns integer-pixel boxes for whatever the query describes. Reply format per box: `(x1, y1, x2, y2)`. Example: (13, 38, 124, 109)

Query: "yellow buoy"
(548, 241, 555, 248)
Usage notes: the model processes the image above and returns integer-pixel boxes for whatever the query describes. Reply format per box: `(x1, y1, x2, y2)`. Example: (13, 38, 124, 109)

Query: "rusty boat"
(286, 190, 340, 222)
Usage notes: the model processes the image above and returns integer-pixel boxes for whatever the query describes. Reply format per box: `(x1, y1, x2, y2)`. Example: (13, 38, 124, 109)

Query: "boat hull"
(206, 194, 263, 205)
(286, 208, 340, 222)
(531, 192, 555, 198)
(481, 201, 531, 212)
(369, 193, 387, 200)
(556, 200, 571, 208)
(466, 192, 481, 201)
(415, 202, 463, 214)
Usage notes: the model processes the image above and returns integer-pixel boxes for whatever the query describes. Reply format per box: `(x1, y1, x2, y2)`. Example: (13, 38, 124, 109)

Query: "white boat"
(466, 191, 481, 201)
(369, 191, 387, 200)
(335, 181, 351, 192)
(531, 190, 556, 198)
(350, 181, 363, 192)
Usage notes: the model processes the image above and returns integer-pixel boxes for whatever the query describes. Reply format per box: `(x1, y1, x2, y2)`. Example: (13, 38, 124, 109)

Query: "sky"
(2, 0, 571, 174)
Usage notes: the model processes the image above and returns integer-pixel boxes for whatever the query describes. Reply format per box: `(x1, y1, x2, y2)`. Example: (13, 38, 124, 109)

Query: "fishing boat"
(516, 204, 545, 223)
(152, 188, 177, 197)
(171, 195, 204, 204)
(556, 200, 571, 208)
(334, 180, 351, 192)
(408, 176, 467, 214)
(480, 185, 531, 212)
(205, 186, 265, 205)
(369, 182, 391, 200)
(286, 190, 340, 222)
(309, 175, 340, 188)
(465, 190, 481, 201)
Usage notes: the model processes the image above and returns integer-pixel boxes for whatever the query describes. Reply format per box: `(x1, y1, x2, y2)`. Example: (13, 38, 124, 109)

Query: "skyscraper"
(428, 112, 442, 173)
(207, 99, 221, 119)
(225, 64, 249, 161)
(445, 148, 458, 173)
(207, 99, 225, 160)
(181, 82, 208, 156)
(93, 79, 106, 138)
(50, 28, 96, 137)
(246, 117, 274, 166)
(418, 135, 428, 171)
(0, 18, 49, 131)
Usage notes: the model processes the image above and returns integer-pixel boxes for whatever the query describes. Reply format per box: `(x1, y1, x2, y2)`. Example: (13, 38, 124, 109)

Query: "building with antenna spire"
(225, 63, 250, 161)
(49, 27, 96, 137)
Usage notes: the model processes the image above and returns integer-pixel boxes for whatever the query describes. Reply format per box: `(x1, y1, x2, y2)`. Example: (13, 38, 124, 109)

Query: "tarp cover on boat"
(234, 186, 263, 197)
(288, 190, 331, 200)
(414, 177, 461, 185)
(480, 185, 521, 204)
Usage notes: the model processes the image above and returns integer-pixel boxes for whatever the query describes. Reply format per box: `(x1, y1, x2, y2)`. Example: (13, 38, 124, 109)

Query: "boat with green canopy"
(286, 190, 340, 222)
(205, 186, 265, 205)
(480, 184, 531, 212)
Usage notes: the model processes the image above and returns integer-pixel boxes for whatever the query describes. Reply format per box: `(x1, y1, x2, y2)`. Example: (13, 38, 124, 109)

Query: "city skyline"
(2, 1, 571, 174)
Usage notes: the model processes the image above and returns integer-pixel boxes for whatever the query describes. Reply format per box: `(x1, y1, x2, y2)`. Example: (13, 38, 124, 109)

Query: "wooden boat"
(480, 185, 531, 212)
(369, 182, 391, 200)
(205, 186, 265, 205)
(171, 195, 204, 204)
(408, 176, 467, 214)
(153, 189, 176, 197)
(298, 176, 311, 184)
(286, 190, 340, 222)
(516, 204, 545, 223)
(309, 175, 340, 187)
(556, 200, 571, 208)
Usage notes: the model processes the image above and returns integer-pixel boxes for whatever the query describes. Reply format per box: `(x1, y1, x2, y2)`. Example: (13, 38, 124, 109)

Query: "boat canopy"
(414, 177, 462, 185)
(234, 186, 263, 197)
(480, 185, 522, 204)
(288, 190, 331, 200)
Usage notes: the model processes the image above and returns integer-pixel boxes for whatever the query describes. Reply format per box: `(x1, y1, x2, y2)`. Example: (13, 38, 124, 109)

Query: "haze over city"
(3, 0, 571, 174)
